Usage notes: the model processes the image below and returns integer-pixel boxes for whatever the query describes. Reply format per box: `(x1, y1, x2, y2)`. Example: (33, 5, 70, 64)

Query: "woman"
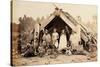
(58, 29, 67, 51)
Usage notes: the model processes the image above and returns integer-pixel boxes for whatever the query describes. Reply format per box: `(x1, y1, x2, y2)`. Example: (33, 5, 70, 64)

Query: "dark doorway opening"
(44, 16, 72, 41)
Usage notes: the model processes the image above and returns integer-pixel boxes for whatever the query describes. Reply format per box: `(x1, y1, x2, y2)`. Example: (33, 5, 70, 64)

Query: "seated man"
(21, 43, 34, 57)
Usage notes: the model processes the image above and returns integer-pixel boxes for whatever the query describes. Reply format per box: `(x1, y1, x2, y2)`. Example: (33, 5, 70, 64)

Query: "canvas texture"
(11, 0, 97, 66)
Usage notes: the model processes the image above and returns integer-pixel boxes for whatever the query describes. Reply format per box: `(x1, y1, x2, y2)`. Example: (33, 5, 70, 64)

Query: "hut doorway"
(44, 16, 72, 41)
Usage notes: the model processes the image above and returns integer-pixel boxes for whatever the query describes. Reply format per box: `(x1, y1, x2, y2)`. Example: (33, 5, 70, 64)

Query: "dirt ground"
(12, 52, 97, 66)
(11, 32, 97, 66)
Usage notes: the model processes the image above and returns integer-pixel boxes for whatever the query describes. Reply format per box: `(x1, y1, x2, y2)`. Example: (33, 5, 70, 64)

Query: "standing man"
(52, 28, 59, 48)
(70, 31, 79, 51)
(42, 29, 51, 47)
(34, 32, 39, 55)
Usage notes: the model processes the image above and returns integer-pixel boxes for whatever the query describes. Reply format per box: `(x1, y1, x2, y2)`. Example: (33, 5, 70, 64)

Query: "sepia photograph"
(11, 0, 97, 66)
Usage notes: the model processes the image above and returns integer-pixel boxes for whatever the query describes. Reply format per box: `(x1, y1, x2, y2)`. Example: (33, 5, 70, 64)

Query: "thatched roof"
(40, 7, 90, 41)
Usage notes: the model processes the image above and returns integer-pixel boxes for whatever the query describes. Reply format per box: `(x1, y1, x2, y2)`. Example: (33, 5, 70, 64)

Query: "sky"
(12, 0, 97, 24)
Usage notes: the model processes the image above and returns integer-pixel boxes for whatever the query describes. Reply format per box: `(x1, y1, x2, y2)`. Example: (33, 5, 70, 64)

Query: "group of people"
(18, 27, 74, 57)
(17, 26, 97, 58)
(37, 28, 73, 57)
(41, 28, 68, 51)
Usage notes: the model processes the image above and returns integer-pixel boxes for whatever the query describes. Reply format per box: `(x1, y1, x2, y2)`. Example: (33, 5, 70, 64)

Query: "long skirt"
(58, 34, 67, 50)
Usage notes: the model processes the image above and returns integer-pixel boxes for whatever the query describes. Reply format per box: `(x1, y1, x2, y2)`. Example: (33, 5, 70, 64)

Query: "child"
(65, 44, 72, 56)
(65, 49, 72, 56)
(38, 43, 45, 57)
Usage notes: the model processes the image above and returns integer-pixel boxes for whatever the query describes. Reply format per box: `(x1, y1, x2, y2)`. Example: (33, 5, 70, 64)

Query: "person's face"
(54, 29, 56, 32)
(66, 26, 68, 29)
(62, 30, 65, 33)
